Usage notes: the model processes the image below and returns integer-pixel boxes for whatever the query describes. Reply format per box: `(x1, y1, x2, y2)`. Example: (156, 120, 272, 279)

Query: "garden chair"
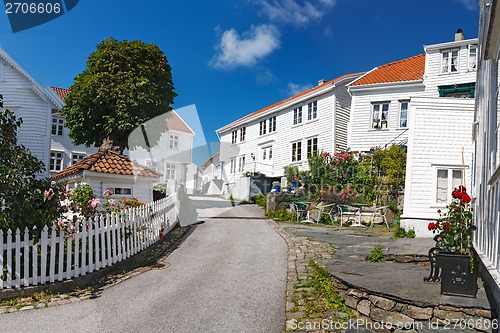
(316, 203, 337, 224)
(337, 205, 359, 226)
(290, 202, 307, 223)
(370, 206, 390, 228)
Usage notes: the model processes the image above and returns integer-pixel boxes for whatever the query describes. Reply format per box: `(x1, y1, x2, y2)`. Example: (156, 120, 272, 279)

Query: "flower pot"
(437, 253, 477, 298)
(272, 185, 280, 193)
(291, 181, 298, 188)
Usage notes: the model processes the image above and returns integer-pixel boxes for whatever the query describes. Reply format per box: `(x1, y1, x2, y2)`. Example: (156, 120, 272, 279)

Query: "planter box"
(437, 253, 477, 298)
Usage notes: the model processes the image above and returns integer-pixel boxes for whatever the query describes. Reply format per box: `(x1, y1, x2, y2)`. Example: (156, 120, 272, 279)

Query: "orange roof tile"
(219, 72, 364, 131)
(51, 86, 70, 101)
(349, 54, 425, 87)
(52, 150, 162, 180)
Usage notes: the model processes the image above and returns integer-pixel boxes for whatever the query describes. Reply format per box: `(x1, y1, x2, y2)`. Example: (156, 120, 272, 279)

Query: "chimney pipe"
(318, 79, 327, 86)
(455, 28, 464, 41)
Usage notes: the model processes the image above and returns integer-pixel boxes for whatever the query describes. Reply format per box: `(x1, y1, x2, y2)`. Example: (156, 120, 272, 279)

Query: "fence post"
(6, 229, 12, 288)
(23, 228, 29, 287)
(0, 230, 4, 289)
(40, 226, 48, 285)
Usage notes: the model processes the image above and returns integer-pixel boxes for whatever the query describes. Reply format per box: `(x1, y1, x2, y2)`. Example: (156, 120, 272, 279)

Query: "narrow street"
(0, 197, 287, 333)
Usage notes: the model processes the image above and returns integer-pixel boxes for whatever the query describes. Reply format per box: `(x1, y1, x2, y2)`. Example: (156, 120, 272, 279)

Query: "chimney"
(455, 28, 464, 41)
(318, 79, 327, 86)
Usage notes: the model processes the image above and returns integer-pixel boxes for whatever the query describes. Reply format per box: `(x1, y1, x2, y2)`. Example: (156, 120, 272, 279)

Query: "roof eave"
(348, 79, 424, 93)
(424, 38, 478, 52)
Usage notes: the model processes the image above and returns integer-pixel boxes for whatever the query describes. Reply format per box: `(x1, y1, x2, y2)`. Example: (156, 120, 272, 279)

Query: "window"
(399, 101, 409, 128)
(240, 127, 246, 142)
(307, 138, 318, 158)
(268, 116, 276, 133)
(259, 120, 267, 136)
(230, 158, 236, 174)
(50, 151, 63, 172)
(71, 153, 85, 165)
(468, 45, 477, 71)
(107, 187, 132, 196)
(308, 101, 317, 120)
(293, 107, 302, 125)
(436, 169, 463, 203)
(165, 163, 176, 180)
(441, 49, 459, 74)
(238, 156, 246, 172)
(262, 146, 273, 163)
(52, 118, 64, 136)
(438, 82, 476, 98)
(291, 142, 302, 162)
(372, 103, 389, 129)
(146, 160, 158, 171)
(169, 134, 179, 149)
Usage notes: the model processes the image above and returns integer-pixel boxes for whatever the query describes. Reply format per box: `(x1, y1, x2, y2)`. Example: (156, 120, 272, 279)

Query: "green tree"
(62, 38, 177, 152)
(0, 96, 59, 232)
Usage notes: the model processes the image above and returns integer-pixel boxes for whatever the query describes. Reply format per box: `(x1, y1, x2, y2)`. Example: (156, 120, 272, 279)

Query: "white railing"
(0, 194, 179, 290)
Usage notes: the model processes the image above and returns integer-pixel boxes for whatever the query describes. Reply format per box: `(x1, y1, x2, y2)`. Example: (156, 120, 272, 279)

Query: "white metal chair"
(290, 202, 307, 223)
(337, 205, 359, 226)
(316, 203, 337, 224)
(370, 206, 390, 228)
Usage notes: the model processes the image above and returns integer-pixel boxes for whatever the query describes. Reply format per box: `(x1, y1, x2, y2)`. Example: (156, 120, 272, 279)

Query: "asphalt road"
(0, 197, 287, 333)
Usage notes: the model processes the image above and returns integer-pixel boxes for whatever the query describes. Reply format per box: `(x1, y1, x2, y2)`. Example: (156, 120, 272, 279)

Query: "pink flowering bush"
(428, 185, 475, 255)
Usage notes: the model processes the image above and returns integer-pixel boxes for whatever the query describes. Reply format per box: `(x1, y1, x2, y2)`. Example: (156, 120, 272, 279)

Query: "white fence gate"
(0, 195, 179, 289)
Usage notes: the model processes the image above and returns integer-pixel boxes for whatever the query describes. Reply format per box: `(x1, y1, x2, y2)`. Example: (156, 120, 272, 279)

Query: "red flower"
(427, 222, 433, 231)
(445, 221, 451, 230)
(159, 228, 165, 239)
(452, 189, 464, 199)
(323, 152, 330, 157)
(437, 209, 441, 214)
(462, 193, 471, 203)
(458, 185, 467, 193)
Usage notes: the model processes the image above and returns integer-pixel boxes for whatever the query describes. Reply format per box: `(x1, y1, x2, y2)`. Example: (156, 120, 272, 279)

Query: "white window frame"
(238, 155, 246, 173)
(435, 167, 465, 204)
(259, 120, 267, 136)
(306, 137, 318, 158)
(399, 101, 409, 128)
(441, 49, 459, 74)
(71, 152, 86, 165)
(307, 101, 317, 120)
(165, 163, 176, 180)
(230, 158, 237, 174)
(106, 187, 133, 197)
(291, 141, 302, 162)
(146, 159, 158, 171)
(468, 44, 477, 71)
(240, 127, 246, 142)
(169, 134, 179, 149)
(293, 107, 302, 125)
(50, 151, 63, 172)
(371, 102, 389, 129)
(261, 146, 273, 163)
(268, 116, 276, 133)
(52, 117, 64, 136)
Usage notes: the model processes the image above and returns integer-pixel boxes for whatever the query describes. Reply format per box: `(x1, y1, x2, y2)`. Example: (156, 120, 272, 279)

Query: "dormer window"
(441, 49, 459, 74)
(468, 45, 477, 71)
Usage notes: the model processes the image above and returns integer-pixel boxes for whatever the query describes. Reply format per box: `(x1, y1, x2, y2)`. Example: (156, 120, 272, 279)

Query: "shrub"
(394, 222, 416, 238)
(266, 209, 293, 221)
(366, 245, 385, 262)
(252, 193, 267, 209)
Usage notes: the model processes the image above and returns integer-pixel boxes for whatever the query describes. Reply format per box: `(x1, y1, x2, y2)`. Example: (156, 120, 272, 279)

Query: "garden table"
(298, 201, 314, 223)
(351, 203, 369, 227)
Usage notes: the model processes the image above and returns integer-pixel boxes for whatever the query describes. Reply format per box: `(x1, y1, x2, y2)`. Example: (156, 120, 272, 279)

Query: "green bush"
(366, 245, 385, 262)
(266, 209, 293, 221)
(252, 193, 267, 209)
(394, 222, 415, 238)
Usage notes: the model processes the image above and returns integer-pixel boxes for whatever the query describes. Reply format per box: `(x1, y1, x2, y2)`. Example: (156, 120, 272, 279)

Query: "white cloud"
(287, 82, 314, 96)
(211, 24, 281, 69)
(260, 0, 336, 25)
(456, 0, 476, 10)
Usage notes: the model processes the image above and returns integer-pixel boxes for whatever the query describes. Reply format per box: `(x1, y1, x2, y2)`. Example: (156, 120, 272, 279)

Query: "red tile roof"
(166, 111, 194, 134)
(51, 86, 70, 101)
(52, 150, 162, 180)
(349, 54, 425, 87)
(219, 72, 364, 131)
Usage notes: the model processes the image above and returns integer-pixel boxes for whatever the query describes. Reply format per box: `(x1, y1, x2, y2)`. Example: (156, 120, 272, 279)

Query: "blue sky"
(0, 0, 480, 161)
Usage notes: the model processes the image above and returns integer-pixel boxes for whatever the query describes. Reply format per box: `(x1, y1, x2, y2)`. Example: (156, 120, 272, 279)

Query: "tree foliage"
(62, 38, 177, 152)
(0, 96, 59, 232)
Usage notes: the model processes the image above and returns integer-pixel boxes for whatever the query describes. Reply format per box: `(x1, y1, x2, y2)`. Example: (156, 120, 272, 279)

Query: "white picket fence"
(0, 194, 179, 290)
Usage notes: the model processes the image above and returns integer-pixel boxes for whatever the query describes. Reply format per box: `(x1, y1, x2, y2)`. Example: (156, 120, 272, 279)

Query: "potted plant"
(272, 181, 281, 193)
(428, 185, 477, 297)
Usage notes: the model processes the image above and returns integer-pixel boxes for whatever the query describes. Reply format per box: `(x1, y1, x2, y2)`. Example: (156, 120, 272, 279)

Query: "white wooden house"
(473, 0, 500, 323)
(49, 86, 98, 177)
(127, 110, 196, 195)
(200, 150, 224, 195)
(347, 31, 478, 237)
(0, 47, 62, 178)
(215, 74, 362, 200)
(52, 149, 162, 203)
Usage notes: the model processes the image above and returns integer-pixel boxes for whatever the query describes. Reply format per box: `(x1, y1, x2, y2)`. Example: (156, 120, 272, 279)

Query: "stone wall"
(266, 190, 306, 212)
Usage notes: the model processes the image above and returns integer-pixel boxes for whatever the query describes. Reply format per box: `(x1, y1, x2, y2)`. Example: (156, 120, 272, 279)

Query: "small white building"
(200, 150, 224, 195)
(473, 0, 500, 323)
(49, 86, 98, 177)
(52, 149, 162, 203)
(127, 110, 196, 195)
(347, 31, 478, 237)
(0, 47, 62, 178)
(216, 73, 362, 200)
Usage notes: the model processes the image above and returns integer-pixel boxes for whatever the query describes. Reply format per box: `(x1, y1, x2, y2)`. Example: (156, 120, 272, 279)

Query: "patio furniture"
(337, 205, 359, 226)
(370, 205, 390, 228)
(297, 201, 314, 223)
(290, 202, 308, 223)
(351, 203, 370, 227)
(317, 203, 337, 224)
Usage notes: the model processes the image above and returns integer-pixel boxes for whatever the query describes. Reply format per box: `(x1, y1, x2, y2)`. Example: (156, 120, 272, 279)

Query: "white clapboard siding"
(0, 195, 178, 290)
